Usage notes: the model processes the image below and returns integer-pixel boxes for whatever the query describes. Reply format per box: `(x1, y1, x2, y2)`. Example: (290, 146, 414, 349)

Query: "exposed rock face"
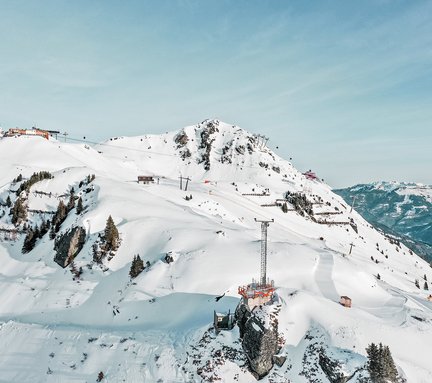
(174, 130, 192, 160)
(235, 301, 279, 379)
(197, 120, 219, 171)
(54, 226, 86, 267)
(174, 131, 189, 147)
(235, 300, 251, 338)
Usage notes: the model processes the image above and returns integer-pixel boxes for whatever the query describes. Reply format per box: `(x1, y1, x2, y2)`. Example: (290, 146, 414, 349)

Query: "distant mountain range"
(335, 182, 432, 262)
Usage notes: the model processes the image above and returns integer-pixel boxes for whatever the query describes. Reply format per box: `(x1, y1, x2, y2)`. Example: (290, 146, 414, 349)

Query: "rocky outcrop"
(54, 226, 86, 267)
(235, 301, 279, 379)
(174, 130, 189, 147)
(174, 130, 192, 160)
(197, 120, 219, 171)
(235, 300, 251, 338)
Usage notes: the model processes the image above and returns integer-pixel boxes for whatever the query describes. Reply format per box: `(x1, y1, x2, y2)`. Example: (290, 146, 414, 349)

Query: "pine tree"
(377, 343, 385, 379)
(49, 224, 56, 240)
(104, 215, 119, 251)
(6, 195, 11, 208)
(92, 243, 102, 263)
(281, 202, 288, 213)
(366, 342, 399, 383)
(424, 274, 427, 281)
(366, 343, 380, 382)
(52, 200, 68, 232)
(382, 345, 398, 382)
(424, 281, 429, 290)
(22, 227, 37, 253)
(34, 225, 40, 240)
(11, 197, 27, 225)
(415, 279, 420, 289)
(96, 371, 104, 382)
(129, 255, 145, 278)
(67, 189, 75, 211)
(377, 273, 381, 280)
(76, 197, 83, 215)
(39, 220, 46, 238)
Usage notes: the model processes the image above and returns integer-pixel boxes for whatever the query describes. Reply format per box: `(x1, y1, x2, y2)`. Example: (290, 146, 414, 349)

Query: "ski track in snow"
(314, 250, 339, 302)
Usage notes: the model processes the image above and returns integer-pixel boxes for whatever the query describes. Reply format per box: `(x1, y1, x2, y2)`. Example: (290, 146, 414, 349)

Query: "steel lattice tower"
(254, 218, 274, 286)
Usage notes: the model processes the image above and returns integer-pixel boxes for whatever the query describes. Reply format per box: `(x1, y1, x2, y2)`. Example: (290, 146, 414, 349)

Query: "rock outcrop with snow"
(54, 226, 86, 267)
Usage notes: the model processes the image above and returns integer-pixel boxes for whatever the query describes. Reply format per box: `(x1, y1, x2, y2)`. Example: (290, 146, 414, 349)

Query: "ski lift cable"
(63, 135, 294, 172)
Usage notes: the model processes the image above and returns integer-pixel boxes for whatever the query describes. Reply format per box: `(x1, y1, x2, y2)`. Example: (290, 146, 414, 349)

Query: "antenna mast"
(254, 218, 274, 286)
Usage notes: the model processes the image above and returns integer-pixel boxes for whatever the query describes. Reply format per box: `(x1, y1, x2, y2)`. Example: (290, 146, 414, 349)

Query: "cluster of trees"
(78, 174, 95, 188)
(129, 255, 144, 278)
(49, 187, 84, 239)
(22, 186, 83, 253)
(16, 171, 53, 195)
(70, 261, 83, 280)
(10, 171, 91, 254)
(10, 171, 54, 226)
(129, 255, 151, 278)
(93, 216, 120, 263)
(12, 174, 23, 183)
(366, 343, 399, 383)
(76, 196, 84, 214)
(49, 200, 69, 238)
(11, 196, 27, 225)
(285, 191, 314, 216)
(22, 220, 50, 253)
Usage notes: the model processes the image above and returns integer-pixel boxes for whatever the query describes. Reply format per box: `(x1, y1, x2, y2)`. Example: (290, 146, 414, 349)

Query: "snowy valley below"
(0, 120, 431, 383)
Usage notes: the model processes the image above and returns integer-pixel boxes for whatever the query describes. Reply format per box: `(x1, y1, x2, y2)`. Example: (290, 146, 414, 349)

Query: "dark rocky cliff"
(235, 300, 280, 379)
(54, 226, 86, 267)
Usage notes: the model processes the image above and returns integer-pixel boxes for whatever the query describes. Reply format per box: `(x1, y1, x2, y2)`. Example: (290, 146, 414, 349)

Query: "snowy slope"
(0, 121, 431, 382)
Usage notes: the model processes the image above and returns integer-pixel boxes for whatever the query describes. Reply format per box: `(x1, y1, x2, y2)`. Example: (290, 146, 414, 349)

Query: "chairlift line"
(59, 134, 294, 173)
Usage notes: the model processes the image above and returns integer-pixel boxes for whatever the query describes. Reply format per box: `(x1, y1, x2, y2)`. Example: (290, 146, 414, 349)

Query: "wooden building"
(339, 296, 352, 308)
(213, 310, 235, 333)
(137, 176, 155, 184)
(6, 128, 49, 140)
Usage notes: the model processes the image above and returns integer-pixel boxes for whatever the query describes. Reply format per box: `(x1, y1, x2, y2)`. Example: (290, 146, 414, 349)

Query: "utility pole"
(350, 195, 357, 213)
(63, 132, 68, 142)
(254, 218, 274, 286)
(349, 242, 355, 255)
(179, 176, 191, 191)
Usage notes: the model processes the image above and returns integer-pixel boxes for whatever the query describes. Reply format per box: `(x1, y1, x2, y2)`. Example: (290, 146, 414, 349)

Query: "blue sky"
(0, 0, 431, 187)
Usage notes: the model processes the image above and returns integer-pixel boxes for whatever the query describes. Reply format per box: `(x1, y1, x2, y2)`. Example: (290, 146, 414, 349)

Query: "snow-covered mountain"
(335, 182, 432, 263)
(0, 120, 431, 382)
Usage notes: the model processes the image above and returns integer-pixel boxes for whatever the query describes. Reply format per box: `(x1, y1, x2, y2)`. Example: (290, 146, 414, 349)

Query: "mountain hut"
(137, 176, 155, 184)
